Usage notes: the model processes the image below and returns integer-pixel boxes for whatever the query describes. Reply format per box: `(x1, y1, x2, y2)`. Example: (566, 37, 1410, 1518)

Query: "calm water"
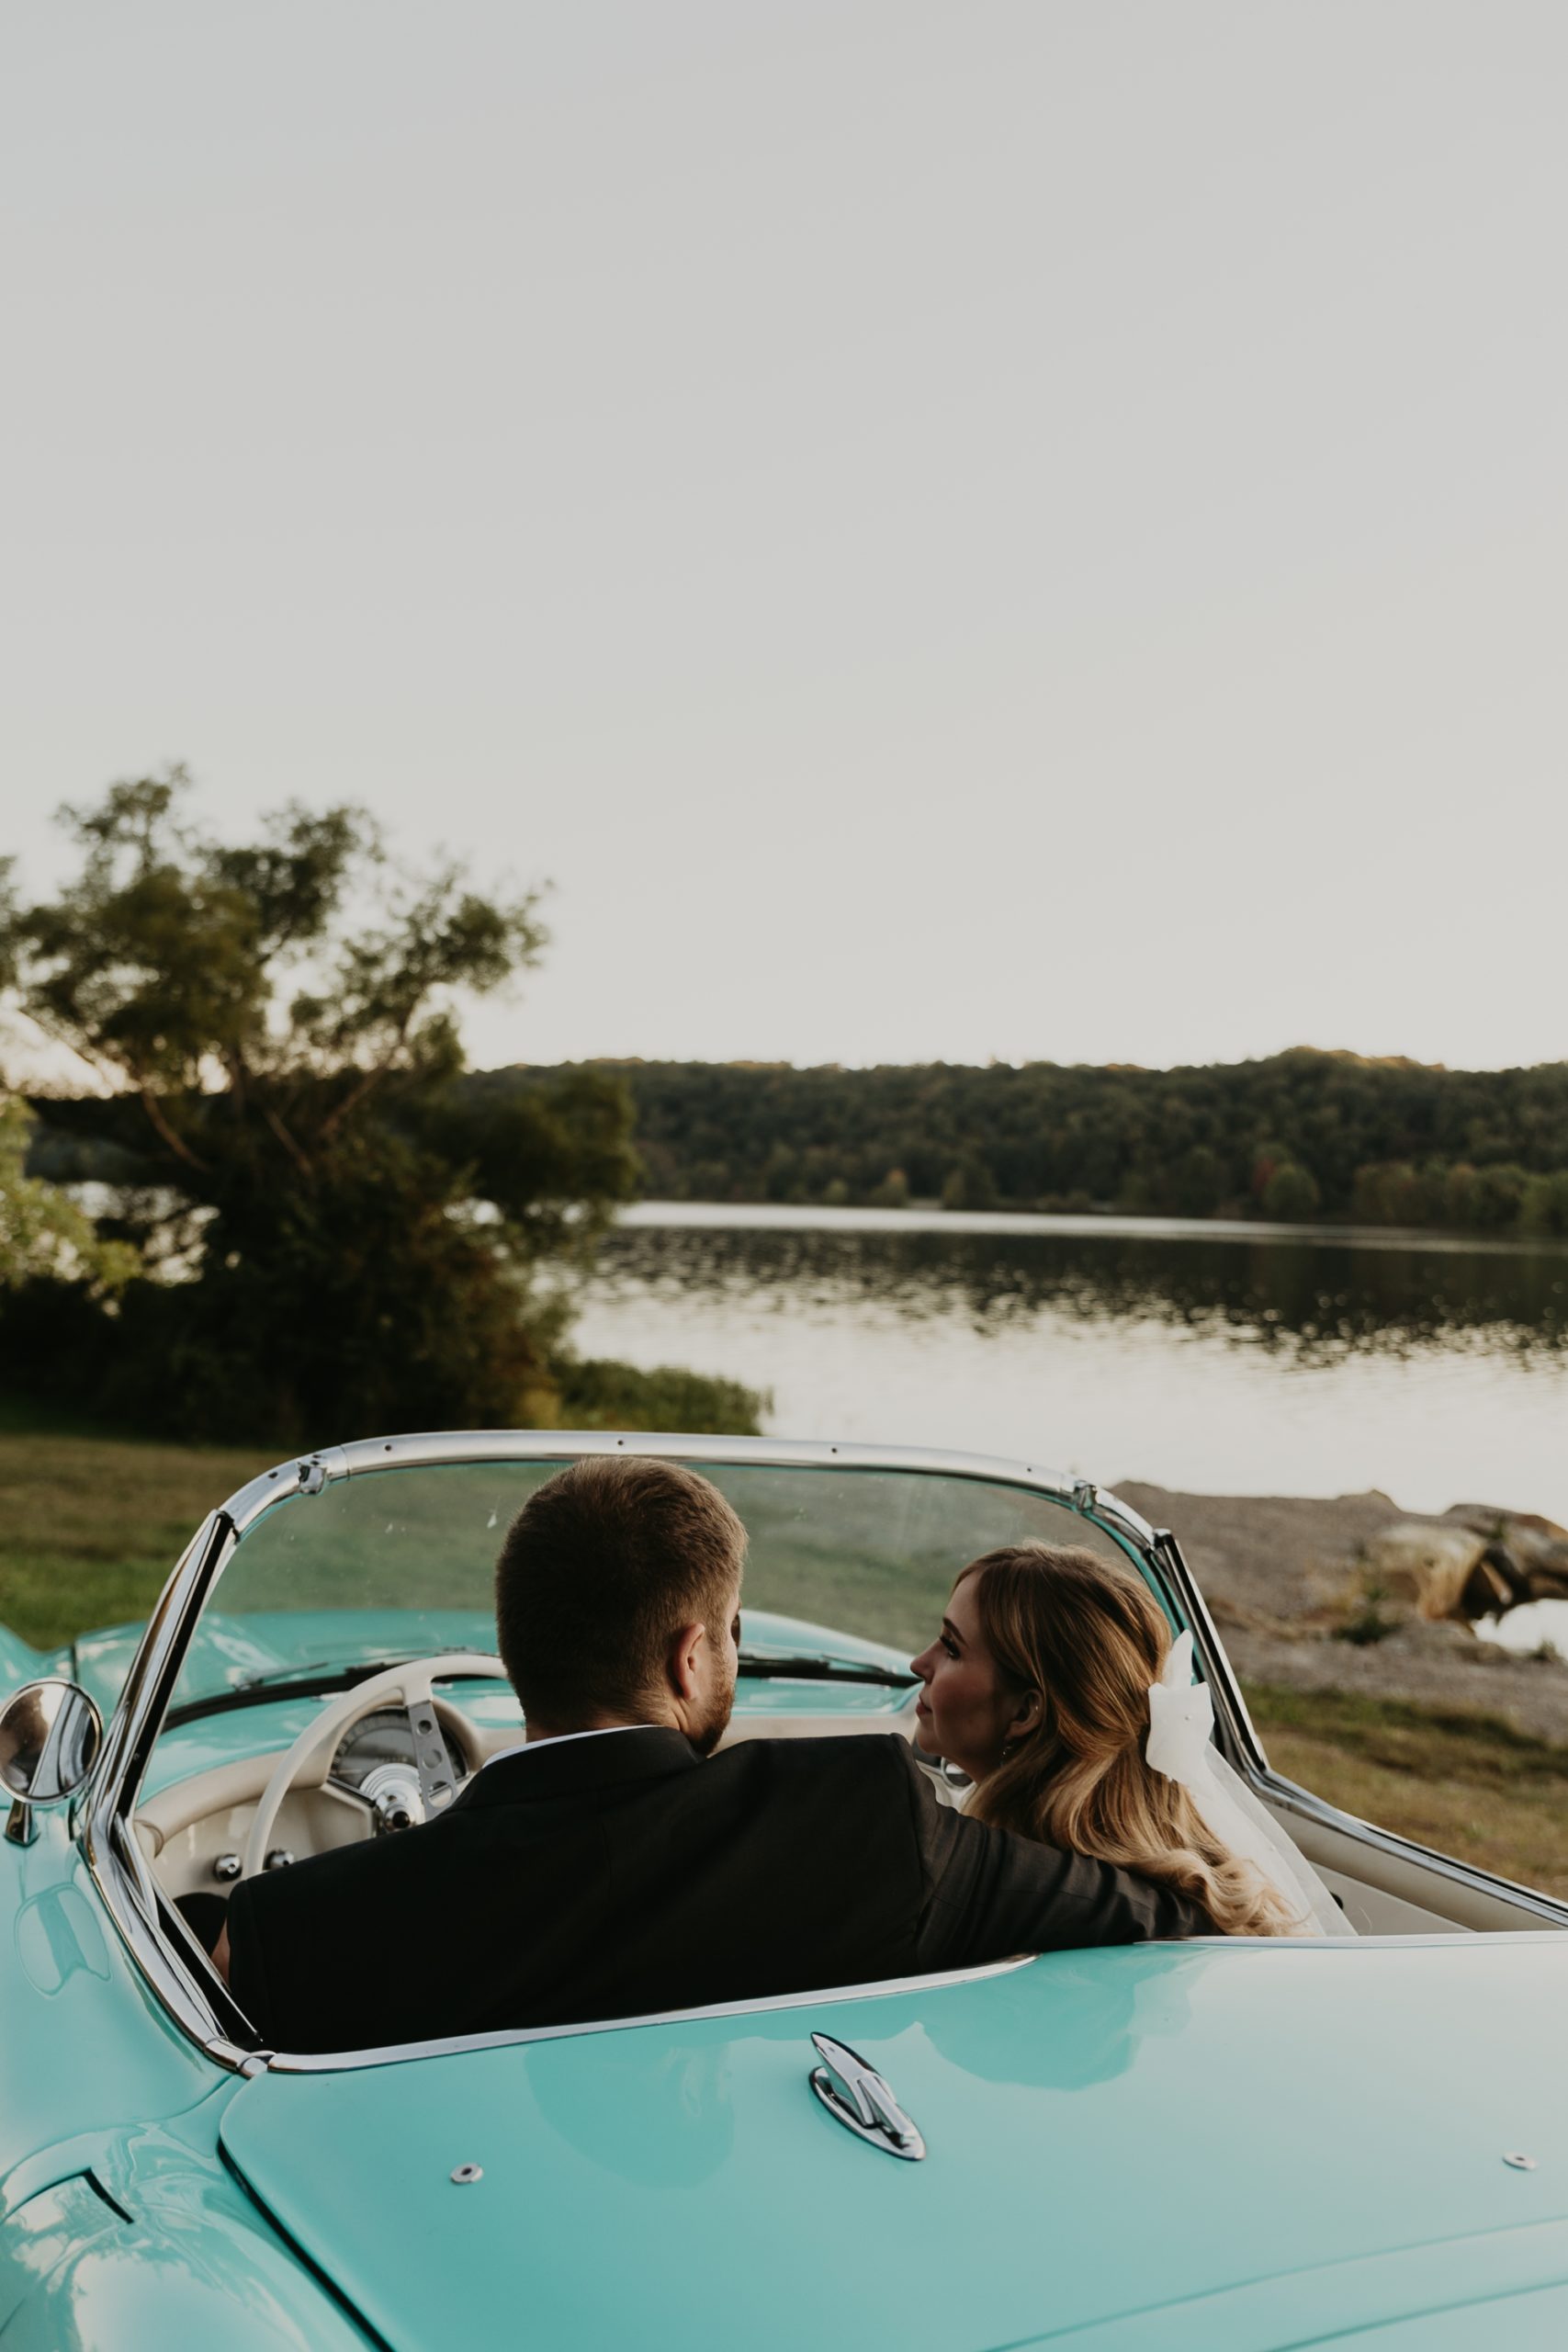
(571, 1204, 1568, 1526)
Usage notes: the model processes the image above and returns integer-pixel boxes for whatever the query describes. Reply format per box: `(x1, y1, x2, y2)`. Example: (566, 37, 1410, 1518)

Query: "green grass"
(1244, 1681, 1568, 1900)
(0, 1363, 764, 1656)
(0, 1425, 276, 1652)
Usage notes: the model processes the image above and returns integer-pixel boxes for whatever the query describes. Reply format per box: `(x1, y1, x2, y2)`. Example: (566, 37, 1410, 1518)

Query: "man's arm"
(895, 1747, 1212, 1970)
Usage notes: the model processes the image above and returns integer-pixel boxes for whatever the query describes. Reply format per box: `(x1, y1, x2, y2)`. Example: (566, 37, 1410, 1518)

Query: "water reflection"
(573, 1211, 1568, 1521)
(593, 1221, 1568, 1365)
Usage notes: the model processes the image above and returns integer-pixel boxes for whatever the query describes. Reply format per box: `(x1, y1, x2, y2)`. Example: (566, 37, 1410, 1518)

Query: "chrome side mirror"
(1, 1679, 103, 1848)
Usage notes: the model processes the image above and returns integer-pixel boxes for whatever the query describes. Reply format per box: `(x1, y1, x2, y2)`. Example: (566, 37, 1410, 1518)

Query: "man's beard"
(688, 1675, 735, 1758)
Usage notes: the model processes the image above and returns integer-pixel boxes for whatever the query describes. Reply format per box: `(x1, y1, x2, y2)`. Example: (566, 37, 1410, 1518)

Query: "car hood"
(220, 1937, 1568, 2352)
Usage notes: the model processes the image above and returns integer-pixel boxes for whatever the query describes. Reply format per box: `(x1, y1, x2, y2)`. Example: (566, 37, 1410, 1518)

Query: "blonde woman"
(910, 1543, 1347, 1938)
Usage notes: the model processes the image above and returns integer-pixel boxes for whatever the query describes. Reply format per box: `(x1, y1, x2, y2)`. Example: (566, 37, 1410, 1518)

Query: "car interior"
(127, 1452, 1566, 2016)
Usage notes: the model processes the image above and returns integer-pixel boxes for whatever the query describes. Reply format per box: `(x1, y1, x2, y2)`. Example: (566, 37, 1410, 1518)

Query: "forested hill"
(470, 1051, 1568, 1235)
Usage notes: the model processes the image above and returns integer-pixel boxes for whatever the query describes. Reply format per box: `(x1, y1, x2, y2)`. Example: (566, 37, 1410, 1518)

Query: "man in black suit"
(223, 1456, 1207, 2052)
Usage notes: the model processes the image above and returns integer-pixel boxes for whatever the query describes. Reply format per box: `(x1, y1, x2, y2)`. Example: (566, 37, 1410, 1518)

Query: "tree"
(0, 770, 641, 1442)
(1173, 1144, 1225, 1217)
(0, 1094, 139, 1295)
(1520, 1171, 1568, 1238)
(592, 1054, 1568, 1228)
(1260, 1162, 1320, 1221)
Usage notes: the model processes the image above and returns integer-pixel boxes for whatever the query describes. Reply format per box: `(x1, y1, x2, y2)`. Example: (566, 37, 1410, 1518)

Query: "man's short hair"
(494, 1455, 747, 1724)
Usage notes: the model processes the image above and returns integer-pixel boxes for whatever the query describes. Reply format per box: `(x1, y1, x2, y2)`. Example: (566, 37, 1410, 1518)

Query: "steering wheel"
(241, 1653, 513, 1881)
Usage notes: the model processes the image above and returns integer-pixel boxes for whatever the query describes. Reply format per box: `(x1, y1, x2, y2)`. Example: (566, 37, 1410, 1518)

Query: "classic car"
(4, 1430, 1568, 2351)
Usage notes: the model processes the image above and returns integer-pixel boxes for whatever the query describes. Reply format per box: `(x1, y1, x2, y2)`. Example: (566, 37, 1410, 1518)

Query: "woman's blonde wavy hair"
(958, 1543, 1299, 1937)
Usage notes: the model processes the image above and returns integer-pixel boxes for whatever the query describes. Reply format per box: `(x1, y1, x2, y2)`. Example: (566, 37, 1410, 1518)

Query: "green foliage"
(1261, 1161, 1320, 1220)
(1350, 1160, 1427, 1226)
(552, 1357, 767, 1436)
(941, 1156, 996, 1213)
(1, 771, 639, 1443)
(1173, 1144, 1225, 1216)
(1334, 1570, 1400, 1647)
(1520, 1171, 1568, 1237)
(531, 1051, 1568, 1234)
(0, 1095, 139, 1295)
(1352, 1158, 1533, 1231)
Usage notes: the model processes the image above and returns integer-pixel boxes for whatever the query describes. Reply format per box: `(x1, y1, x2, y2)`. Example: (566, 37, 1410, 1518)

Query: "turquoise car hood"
(220, 1938, 1568, 2352)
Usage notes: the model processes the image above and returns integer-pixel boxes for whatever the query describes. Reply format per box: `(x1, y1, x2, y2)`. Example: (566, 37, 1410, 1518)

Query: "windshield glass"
(166, 1455, 1147, 1712)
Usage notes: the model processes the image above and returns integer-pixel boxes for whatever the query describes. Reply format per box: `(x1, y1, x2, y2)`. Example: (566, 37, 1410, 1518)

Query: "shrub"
(1261, 1161, 1320, 1220)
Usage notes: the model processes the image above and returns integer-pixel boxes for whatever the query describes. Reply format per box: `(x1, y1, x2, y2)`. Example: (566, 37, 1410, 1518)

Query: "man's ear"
(668, 1619, 709, 1703)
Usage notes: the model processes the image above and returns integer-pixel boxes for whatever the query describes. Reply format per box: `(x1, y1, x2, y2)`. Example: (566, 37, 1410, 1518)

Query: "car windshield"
(164, 1455, 1146, 1713)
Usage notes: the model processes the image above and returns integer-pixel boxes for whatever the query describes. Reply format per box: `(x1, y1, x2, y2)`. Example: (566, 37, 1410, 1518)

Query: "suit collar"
(457, 1724, 702, 1808)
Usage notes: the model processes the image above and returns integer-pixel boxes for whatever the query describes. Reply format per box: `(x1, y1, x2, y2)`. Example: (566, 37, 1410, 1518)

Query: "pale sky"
(5, 2, 1565, 1076)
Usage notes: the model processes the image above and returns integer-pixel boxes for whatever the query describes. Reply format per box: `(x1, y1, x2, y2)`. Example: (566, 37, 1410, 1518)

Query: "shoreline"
(615, 1199, 1568, 1259)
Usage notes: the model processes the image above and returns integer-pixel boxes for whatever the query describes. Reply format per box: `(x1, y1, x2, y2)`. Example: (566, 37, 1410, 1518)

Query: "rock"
(1446, 1503, 1568, 1546)
(1442, 1505, 1568, 1601)
(1362, 1521, 1490, 1621)
(1479, 1544, 1534, 1607)
(1512, 1531, 1568, 1596)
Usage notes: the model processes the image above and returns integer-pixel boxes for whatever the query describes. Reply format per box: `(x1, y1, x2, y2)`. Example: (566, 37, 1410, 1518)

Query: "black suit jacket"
(227, 1728, 1211, 2053)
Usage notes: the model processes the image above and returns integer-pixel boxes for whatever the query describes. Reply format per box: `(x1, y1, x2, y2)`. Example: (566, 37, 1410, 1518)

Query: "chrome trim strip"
(266, 1931, 1568, 2075)
(220, 1445, 353, 1538)
(1251, 1770, 1568, 1927)
(85, 1513, 227, 1818)
(83, 1510, 247, 2057)
(265, 1956, 1037, 2073)
(219, 1430, 1100, 1539)
(1147, 1530, 1267, 1773)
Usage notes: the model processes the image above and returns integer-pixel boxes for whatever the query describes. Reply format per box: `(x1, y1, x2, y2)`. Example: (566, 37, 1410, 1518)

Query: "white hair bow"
(1145, 1629, 1215, 1788)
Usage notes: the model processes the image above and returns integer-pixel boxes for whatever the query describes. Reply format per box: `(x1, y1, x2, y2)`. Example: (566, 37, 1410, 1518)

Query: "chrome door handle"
(808, 2031, 926, 2160)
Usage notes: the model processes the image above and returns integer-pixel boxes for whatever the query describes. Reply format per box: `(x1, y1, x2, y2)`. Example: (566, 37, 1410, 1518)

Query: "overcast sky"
(5, 3, 1565, 1077)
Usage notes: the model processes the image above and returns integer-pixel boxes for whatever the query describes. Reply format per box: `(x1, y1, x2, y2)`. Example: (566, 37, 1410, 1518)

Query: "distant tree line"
(474, 1052, 1568, 1237)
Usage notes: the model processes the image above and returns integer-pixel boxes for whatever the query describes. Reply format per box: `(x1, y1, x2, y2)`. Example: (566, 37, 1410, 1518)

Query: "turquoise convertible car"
(5, 1431, 1568, 2350)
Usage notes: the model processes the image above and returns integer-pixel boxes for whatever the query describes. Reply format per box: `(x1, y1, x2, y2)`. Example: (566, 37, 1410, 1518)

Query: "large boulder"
(1362, 1521, 1502, 1622)
(1444, 1506, 1568, 1600)
(1447, 1504, 1568, 1546)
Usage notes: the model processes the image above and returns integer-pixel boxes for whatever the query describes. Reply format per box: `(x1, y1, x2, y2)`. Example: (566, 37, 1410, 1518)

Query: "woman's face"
(909, 1573, 1034, 1781)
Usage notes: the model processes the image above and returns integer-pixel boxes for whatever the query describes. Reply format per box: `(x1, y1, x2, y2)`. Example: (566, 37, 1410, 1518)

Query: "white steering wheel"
(241, 1652, 513, 1881)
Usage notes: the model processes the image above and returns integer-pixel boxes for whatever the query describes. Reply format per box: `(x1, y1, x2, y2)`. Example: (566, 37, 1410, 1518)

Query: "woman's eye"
(940, 1635, 959, 1659)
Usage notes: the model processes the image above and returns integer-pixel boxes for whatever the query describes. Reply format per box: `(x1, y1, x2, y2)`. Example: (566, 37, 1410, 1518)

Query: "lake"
(571, 1203, 1568, 1527)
